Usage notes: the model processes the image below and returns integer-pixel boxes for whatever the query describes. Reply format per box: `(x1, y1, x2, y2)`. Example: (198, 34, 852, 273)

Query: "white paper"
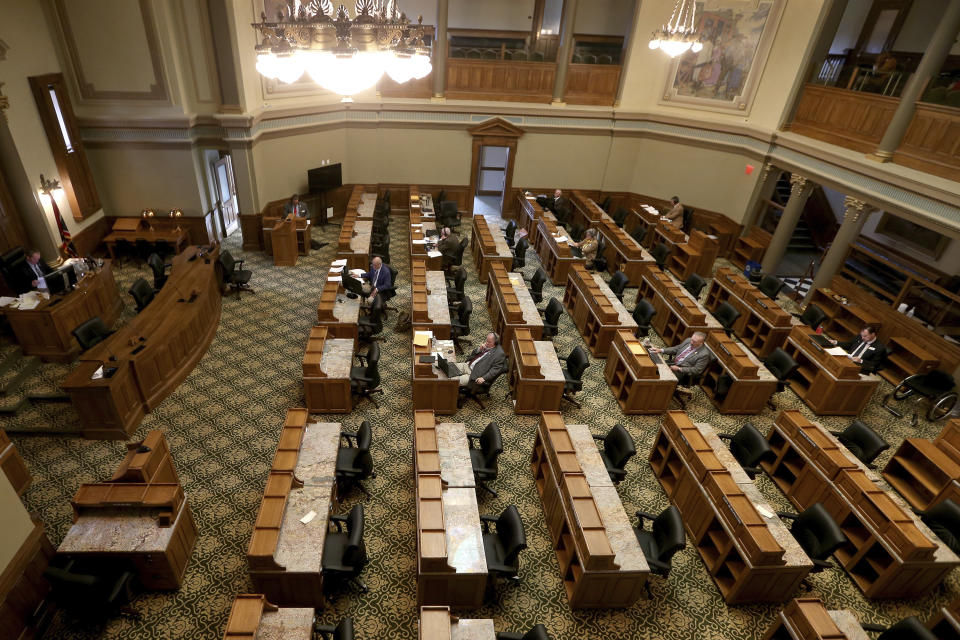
(826, 347, 847, 356)
(300, 510, 317, 524)
(412, 239, 427, 245)
(411, 223, 423, 228)
(17, 297, 39, 311)
(327, 276, 342, 283)
(0, 297, 15, 307)
(328, 265, 344, 273)
(756, 504, 774, 519)
(332, 258, 348, 266)
(427, 250, 443, 258)
(349, 269, 364, 277)
(91, 365, 104, 380)
(554, 236, 567, 243)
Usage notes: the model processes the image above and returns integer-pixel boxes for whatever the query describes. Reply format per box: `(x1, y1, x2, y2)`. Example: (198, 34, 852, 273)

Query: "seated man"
(438, 226, 459, 267)
(456, 332, 507, 391)
(284, 193, 308, 218)
(570, 228, 599, 267)
(663, 196, 683, 228)
(649, 331, 712, 387)
(19, 250, 52, 290)
(547, 188, 569, 214)
(361, 256, 391, 304)
(830, 324, 885, 373)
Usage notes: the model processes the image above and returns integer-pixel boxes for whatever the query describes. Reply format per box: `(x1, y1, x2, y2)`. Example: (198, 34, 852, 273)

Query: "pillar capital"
(788, 173, 812, 197)
(842, 196, 872, 222)
(760, 163, 775, 183)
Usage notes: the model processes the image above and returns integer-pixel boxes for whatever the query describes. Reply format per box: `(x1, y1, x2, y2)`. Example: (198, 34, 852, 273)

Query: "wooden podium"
(272, 218, 298, 267)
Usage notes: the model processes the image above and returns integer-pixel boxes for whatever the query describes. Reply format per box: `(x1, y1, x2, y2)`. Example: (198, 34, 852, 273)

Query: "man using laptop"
(649, 331, 713, 393)
(829, 324, 885, 373)
(454, 332, 507, 390)
(361, 256, 391, 304)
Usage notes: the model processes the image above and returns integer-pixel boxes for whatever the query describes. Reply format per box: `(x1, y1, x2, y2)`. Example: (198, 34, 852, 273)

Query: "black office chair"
(830, 420, 889, 467)
(763, 348, 799, 410)
(512, 237, 529, 271)
(350, 345, 383, 408)
(632, 299, 657, 337)
(43, 558, 140, 622)
(528, 268, 547, 305)
(883, 369, 958, 426)
(113, 238, 134, 268)
(321, 504, 368, 594)
(568, 223, 585, 243)
(861, 617, 937, 640)
(447, 267, 467, 305)
(599, 196, 612, 212)
(436, 189, 446, 204)
(554, 204, 571, 228)
(451, 296, 473, 351)
(682, 207, 693, 233)
(795, 303, 827, 330)
(481, 505, 527, 586)
(379, 264, 399, 315)
(612, 208, 629, 228)
(683, 273, 706, 298)
(153, 239, 174, 259)
(134, 238, 153, 262)
(591, 235, 608, 272)
(468, 422, 503, 497)
(335, 421, 377, 499)
(633, 506, 686, 597)
(718, 423, 775, 478)
(220, 250, 253, 299)
(778, 503, 845, 575)
(920, 499, 960, 555)
(71, 317, 114, 353)
(651, 243, 670, 270)
(561, 346, 590, 408)
(541, 297, 563, 339)
(358, 295, 385, 341)
(608, 271, 629, 302)
(128, 278, 155, 313)
(496, 625, 552, 640)
(504, 219, 517, 248)
(758, 274, 785, 300)
(147, 253, 170, 290)
(315, 617, 355, 640)
(438, 200, 462, 229)
(629, 224, 645, 245)
(592, 423, 636, 484)
(713, 301, 742, 337)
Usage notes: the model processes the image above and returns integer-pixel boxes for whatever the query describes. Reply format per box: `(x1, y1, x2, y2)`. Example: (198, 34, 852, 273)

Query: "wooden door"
(213, 156, 238, 236)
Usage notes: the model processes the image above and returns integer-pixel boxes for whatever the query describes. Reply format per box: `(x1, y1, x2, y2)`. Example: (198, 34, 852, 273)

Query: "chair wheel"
(929, 392, 959, 422)
(892, 382, 915, 401)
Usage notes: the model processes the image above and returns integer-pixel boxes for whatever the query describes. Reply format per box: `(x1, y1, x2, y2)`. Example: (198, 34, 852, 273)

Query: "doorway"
(213, 154, 239, 237)
(474, 145, 509, 216)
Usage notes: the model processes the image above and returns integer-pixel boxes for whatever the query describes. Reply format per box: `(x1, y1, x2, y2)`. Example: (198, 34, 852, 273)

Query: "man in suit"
(438, 226, 459, 257)
(831, 325, 885, 373)
(547, 189, 569, 214)
(456, 332, 507, 391)
(362, 256, 391, 304)
(664, 196, 683, 228)
(284, 193, 308, 218)
(650, 331, 713, 385)
(20, 250, 52, 290)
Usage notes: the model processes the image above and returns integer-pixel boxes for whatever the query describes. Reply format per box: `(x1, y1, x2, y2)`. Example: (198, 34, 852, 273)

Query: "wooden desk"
(563, 263, 637, 357)
(595, 211, 654, 284)
(731, 226, 771, 269)
(414, 411, 487, 608)
(882, 419, 960, 511)
(223, 594, 313, 640)
(336, 186, 374, 270)
(666, 229, 719, 281)
(530, 412, 648, 608)
(103, 226, 188, 259)
(508, 329, 564, 414)
(569, 190, 605, 231)
(700, 331, 779, 414)
(632, 203, 663, 248)
(762, 410, 960, 598)
(419, 606, 495, 640)
(316, 263, 362, 341)
(534, 215, 586, 285)
(653, 221, 686, 256)
(927, 597, 960, 638)
(651, 411, 813, 603)
(517, 192, 549, 244)
(604, 329, 677, 414)
(3, 261, 123, 362)
(471, 215, 513, 283)
(410, 187, 442, 270)
(303, 326, 353, 414)
(0, 429, 30, 495)
(248, 409, 340, 606)
(807, 287, 882, 342)
(781, 325, 880, 416)
(109, 430, 180, 484)
(412, 337, 459, 415)
(705, 267, 797, 358)
(486, 263, 543, 346)
(412, 261, 452, 339)
(763, 598, 870, 640)
(61, 246, 222, 440)
(637, 267, 722, 345)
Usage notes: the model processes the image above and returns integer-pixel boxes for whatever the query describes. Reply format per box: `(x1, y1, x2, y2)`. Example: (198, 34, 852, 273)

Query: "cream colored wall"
(574, 0, 633, 36)
(860, 214, 960, 275)
(894, 0, 960, 55)
(86, 146, 206, 216)
(252, 128, 347, 204)
(830, 0, 872, 54)
(0, 470, 34, 575)
(449, 0, 534, 31)
(514, 132, 613, 189)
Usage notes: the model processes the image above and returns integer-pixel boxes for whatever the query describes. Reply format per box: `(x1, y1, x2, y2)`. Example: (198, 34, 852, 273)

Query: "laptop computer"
(436, 354, 465, 378)
(570, 245, 583, 258)
(809, 334, 833, 348)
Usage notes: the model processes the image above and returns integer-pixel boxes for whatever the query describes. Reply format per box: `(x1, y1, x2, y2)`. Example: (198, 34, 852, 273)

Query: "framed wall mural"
(661, 0, 785, 114)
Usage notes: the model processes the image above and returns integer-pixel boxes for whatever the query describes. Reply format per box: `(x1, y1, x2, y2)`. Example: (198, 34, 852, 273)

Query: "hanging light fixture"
(252, 0, 433, 101)
(649, 0, 703, 58)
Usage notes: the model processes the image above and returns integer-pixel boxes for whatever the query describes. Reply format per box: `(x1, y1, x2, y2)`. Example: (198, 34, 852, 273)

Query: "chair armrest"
(235, 259, 245, 269)
(635, 510, 659, 523)
(591, 434, 606, 442)
(828, 431, 842, 437)
(860, 623, 886, 633)
(646, 558, 673, 573)
(466, 432, 482, 446)
(742, 465, 763, 477)
(479, 514, 498, 532)
(717, 433, 733, 442)
(339, 431, 358, 446)
(329, 514, 348, 532)
(775, 511, 798, 520)
(351, 374, 373, 385)
(812, 558, 834, 571)
(315, 624, 336, 639)
(355, 354, 368, 366)
(496, 633, 524, 640)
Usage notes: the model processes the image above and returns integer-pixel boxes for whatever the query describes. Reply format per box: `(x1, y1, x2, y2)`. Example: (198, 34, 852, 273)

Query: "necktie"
(373, 269, 379, 286)
(469, 348, 489, 367)
(675, 345, 695, 364)
(32, 263, 42, 278)
(852, 340, 870, 359)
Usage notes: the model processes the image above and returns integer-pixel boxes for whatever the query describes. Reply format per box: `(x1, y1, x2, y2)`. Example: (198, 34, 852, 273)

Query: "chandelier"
(648, 0, 703, 58)
(252, 0, 433, 99)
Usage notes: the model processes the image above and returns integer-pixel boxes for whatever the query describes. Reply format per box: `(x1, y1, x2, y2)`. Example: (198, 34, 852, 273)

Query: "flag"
(48, 195, 78, 258)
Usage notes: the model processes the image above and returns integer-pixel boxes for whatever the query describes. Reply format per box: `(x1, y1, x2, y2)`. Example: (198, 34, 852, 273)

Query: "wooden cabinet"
(882, 420, 960, 511)
(563, 264, 637, 357)
(807, 288, 881, 341)
(731, 226, 771, 270)
(603, 329, 677, 414)
(666, 229, 719, 281)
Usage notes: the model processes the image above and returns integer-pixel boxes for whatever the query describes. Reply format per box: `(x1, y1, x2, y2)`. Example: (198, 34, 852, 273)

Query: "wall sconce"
(141, 208, 155, 230)
(38, 173, 63, 200)
(168, 208, 182, 232)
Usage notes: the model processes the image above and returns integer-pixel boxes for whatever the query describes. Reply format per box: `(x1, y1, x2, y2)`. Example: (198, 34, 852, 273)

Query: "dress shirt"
(674, 344, 696, 364)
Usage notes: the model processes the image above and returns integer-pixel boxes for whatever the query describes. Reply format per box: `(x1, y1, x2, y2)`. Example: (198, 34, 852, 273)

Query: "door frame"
(212, 153, 238, 236)
(467, 118, 524, 214)
(477, 145, 509, 197)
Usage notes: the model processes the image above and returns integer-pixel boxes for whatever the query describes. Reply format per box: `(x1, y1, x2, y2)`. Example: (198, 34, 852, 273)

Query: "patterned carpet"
(7, 212, 960, 640)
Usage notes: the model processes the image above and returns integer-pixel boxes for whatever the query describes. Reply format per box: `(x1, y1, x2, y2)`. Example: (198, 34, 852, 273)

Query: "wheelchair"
(882, 369, 958, 426)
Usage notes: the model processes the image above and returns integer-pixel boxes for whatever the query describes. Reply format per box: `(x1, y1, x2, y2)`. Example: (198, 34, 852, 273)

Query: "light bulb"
(649, 39, 660, 50)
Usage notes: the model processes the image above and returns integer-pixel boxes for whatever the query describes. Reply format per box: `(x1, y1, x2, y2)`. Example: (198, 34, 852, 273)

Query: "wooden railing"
(893, 101, 960, 182)
(788, 84, 898, 153)
(445, 58, 620, 106)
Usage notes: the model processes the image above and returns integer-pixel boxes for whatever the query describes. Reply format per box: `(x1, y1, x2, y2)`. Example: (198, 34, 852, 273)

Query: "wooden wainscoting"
(564, 64, 621, 106)
(0, 520, 54, 640)
(893, 102, 960, 182)
(71, 215, 110, 257)
(446, 60, 555, 103)
(378, 74, 433, 99)
(788, 84, 899, 153)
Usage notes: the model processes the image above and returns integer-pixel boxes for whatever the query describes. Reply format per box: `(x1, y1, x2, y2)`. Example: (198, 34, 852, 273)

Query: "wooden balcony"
(894, 101, 960, 182)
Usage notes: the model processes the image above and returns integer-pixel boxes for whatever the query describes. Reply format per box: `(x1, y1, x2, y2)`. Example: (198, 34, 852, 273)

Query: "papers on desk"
(411, 223, 423, 228)
(329, 265, 344, 273)
(327, 276, 342, 283)
(826, 347, 847, 356)
(413, 331, 433, 347)
(412, 239, 428, 245)
(349, 268, 364, 278)
(641, 204, 659, 214)
(16, 292, 43, 310)
(755, 504, 774, 519)
(427, 250, 443, 258)
(0, 297, 15, 308)
(91, 366, 104, 380)
(300, 510, 317, 524)
(332, 259, 347, 267)
(508, 275, 524, 287)
(553, 235, 568, 243)
(629, 343, 647, 355)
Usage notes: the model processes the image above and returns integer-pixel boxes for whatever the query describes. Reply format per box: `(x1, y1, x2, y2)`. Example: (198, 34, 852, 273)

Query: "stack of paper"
(329, 265, 344, 273)
(412, 239, 427, 245)
(427, 250, 442, 258)
(413, 331, 433, 347)
(332, 259, 347, 267)
(826, 347, 847, 357)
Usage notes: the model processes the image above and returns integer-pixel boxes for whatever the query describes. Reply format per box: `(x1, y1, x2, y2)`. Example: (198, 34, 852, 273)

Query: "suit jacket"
(284, 201, 307, 217)
(438, 234, 459, 257)
(467, 345, 507, 384)
(364, 267, 392, 292)
(839, 337, 885, 372)
(19, 260, 52, 290)
(662, 338, 713, 376)
(548, 196, 570, 214)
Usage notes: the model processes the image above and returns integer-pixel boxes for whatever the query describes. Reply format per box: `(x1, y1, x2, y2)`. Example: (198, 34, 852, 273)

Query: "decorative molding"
(842, 196, 871, 223)
(53, 0, 169, 102)
(788, 173, 812, 197)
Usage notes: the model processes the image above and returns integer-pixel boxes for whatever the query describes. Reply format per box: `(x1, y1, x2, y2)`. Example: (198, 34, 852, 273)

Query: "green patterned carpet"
(7, 214, 959, 640)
